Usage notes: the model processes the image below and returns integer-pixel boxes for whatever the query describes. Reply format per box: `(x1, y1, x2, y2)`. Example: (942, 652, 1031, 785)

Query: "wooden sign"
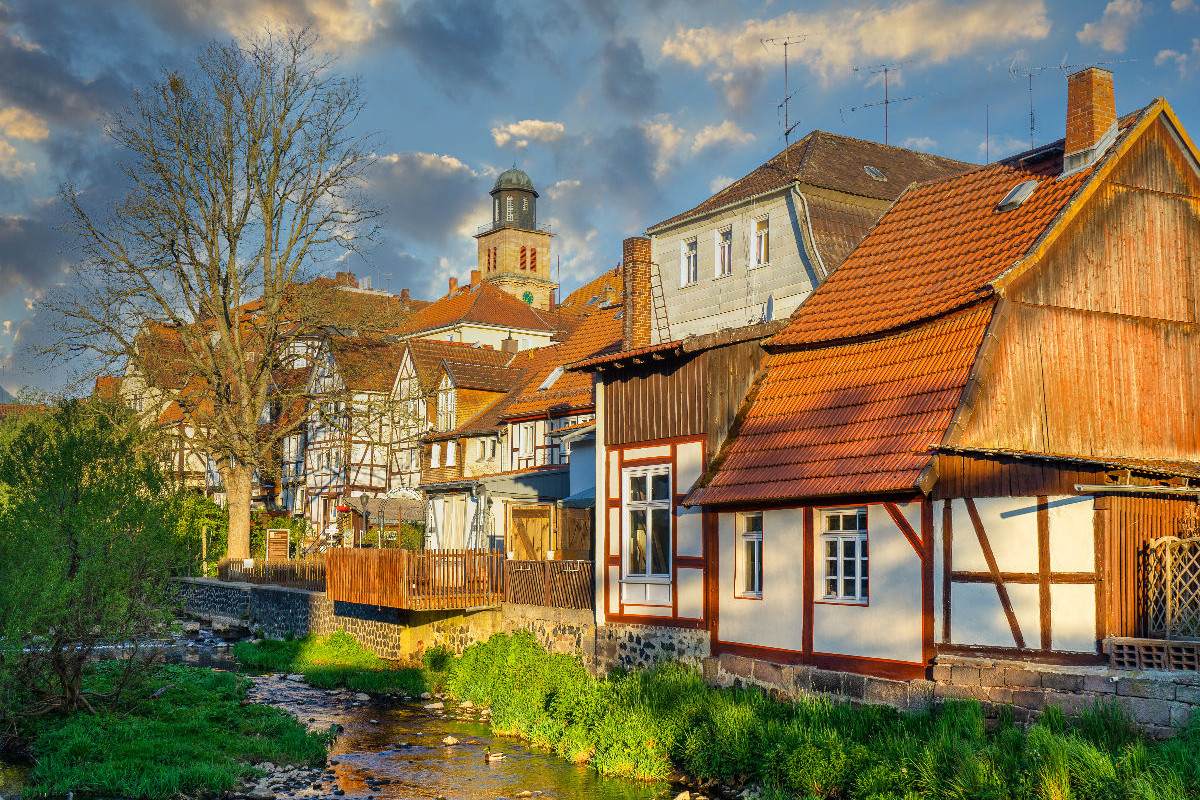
(266, 529, 291, 560)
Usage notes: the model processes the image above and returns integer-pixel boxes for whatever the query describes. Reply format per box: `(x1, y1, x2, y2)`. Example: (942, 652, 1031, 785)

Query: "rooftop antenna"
(760, 35, 807, 170)
(842, 62, 931, 145)
(1008, 57, 1135, 150)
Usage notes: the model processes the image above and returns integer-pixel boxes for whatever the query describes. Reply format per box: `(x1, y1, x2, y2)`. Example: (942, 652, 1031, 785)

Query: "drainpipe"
(791, 185, 829, 282)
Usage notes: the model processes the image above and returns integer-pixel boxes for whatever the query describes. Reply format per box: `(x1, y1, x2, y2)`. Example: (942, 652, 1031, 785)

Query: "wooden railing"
(217, 557, 326, 592)
(325, 548, 504, 611)
(503, 560, 594, 610)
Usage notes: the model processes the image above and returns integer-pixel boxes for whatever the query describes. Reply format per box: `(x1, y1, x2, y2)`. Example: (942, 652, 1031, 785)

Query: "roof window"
(538, 366, 564, 392)
(997, 179, 1039, 211)
(586, 295, 600, 305)
(863, 165, 887, 181)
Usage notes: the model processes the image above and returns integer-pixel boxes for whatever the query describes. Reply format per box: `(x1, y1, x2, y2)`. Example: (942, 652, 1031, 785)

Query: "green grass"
(233, 630, 430, 695)
(19, 661, 332, 799)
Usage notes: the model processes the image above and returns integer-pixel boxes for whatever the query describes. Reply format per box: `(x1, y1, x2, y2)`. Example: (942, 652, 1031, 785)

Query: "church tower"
(475, 167, 557, 309)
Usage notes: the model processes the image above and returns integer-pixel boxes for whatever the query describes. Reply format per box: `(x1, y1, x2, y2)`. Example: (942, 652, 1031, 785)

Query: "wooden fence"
(217, 557, 326, 592)
(325, 548, 504, 611)
(503, 560, 594, 610)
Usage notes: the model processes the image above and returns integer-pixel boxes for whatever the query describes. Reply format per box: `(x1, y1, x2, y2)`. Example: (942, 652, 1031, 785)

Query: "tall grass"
(233, 630, 429, 695)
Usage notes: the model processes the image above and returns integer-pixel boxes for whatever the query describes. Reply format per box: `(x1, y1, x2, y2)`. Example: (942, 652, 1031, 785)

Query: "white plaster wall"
(952, 497, 1040, 573)
(717, 508, 807, 653)
(677, 568, 704, 619)
(432, 323, 554, 350)
(625, 444, 671, 461)
(1047, 495, 1096, 572)
(950, 582, 1040, 648)
(812, 503, 925, 663)
(676, 441, 703, 494)
(676, 508, 704, 558)
(1051, 584, 1097, 652)
(649, 190, 820, 342)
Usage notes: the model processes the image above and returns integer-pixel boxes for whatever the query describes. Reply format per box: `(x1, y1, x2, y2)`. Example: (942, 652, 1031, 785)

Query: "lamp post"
(358, 493, 370, 549)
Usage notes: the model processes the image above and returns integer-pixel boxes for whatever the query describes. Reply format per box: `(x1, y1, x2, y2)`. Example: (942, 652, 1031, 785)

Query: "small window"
(822, 507, 868, 603)
(520, 246, 527, 270)
(998, 180, 1039, 211)
(864, 165, 887, 181)
(716, 227, 733, 277)
(752, 218, 769, 267)
(445, 440, 456, 467)
(681, 238, 698, 286)
(624, 465, 672, 579)
(431, 443, 441, 469)
(737, 512, 763, 598)
(538, 365, 564, 391)
(522, 197, 528, 212)
(506, 196, 514, 221)
(490, 438, 498, 458)
(478, 440, 486, 460)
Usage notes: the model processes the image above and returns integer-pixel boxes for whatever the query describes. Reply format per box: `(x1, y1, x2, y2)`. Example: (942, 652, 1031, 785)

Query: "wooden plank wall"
(934, 454, 1113, 499)
(1101, 494, 1200, 638)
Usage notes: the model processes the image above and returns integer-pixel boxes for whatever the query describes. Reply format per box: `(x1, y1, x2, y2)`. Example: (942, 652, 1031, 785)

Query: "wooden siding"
(503, 559, 594, 609)
(936, 454, 1135, 499)
(1099, 494, 1200, 638)
(604, 337, 768, 452)
(325, 548, 503, 610)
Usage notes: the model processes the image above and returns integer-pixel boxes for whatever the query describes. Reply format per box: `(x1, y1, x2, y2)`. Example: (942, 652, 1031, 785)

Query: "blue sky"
(0, 0, 1195, 393)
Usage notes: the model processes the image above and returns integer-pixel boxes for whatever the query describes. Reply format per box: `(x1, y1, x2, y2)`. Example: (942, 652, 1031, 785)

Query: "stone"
(1003, 667, 1043, 687)
(862, 677, 908, 707)
(951, 665, 981, 686)
(516, 792, 534, 798)
(425, 701, 444, 710)
(1040, 673, 1084, 693)
(674, 792, 692, 800)
(751, 660, 786, 689)
(1012, 689, 1046, 710)
(1083, 675, 1118, 694)
(1170, 702, 1192, 727)
(421, 691, 432, 699)
(354, 693, 371, 701)
(1126, 697, 1173, 727)
(987, 687, 1014, 705)
(286, 674, 305, 682)
(1117, 678, 1176, 701)
(460, 700, 474, 708)
(442, 736, 459, 746)
(719, 654, 752, 679)
(1177, 685, 1200, 705)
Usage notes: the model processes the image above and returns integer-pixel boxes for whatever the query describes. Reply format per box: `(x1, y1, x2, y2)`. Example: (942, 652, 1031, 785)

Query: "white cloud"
(0, 140, 34, 178)
(1172, 0, 1195, 11)
(377, 151, 477, 177)
(709, 175, 735, 194)
(640, 115, 684, 179)
(0, 108, 48, 141)
(661, 0, 1051, 84)
(1156, 39, 1200, 77)
(546, 179, 581, 200)
(980, 134, 1029, 159)
(171, 0, 387, 47)
(490, 119, 566, 149)
(902, 136, 937, 152)
(1077, 0, 1144, 53)
(692, 120, 756, 154)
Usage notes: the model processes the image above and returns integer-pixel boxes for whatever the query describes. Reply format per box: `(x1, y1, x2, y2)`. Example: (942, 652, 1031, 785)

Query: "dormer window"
(998, 180, 1039, 211)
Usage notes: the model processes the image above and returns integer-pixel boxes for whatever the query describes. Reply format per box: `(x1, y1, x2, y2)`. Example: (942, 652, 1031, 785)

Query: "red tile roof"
(648, 130, 973, 232)
(557, 267, 622, 315)
(406, 339, 511, 393)
(442, 361, 524, 393)
(329, 336, 408, 393)
(686, 303, 994, 506)
(92, 375, 122, 402)
(402, 280, 557, 336)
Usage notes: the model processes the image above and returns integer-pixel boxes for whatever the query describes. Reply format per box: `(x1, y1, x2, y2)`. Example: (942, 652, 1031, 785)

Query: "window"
(518, 422, 536, 456)
(681, 238, 698, 286)
(431, 443, 441, 469)
(494, 198, 500, 222)
(752, 217, 769, 267)
(821, 507, 868, 603)
(478, 439, 486, 460)
(530, 247, 537, 272)
(506, 196, 514, 221)
(716, 227, 732, 277)
(520, 246, 527, 270)
(490, 438, 498, 458)
(737, 512, 763, 598)
(445, 440, 456, 467)
(522, 197, 528, 212)
(437, 384, 456, 431)
(623, 466, 671, 579)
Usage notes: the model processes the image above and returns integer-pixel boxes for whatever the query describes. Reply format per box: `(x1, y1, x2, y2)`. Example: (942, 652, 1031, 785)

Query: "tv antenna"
(841, 62, 934, 145)
(760, 35, 807, 169)
(1008, 57, 1134, 150)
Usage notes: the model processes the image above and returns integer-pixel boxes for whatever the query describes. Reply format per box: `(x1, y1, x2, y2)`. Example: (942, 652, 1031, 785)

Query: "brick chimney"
(448, 276, 458, 295)
(400, 288, 410, 303)
(622, 236, 653, 350)
(470, 269, 481, 286)
(1063, 67, 1117, 175)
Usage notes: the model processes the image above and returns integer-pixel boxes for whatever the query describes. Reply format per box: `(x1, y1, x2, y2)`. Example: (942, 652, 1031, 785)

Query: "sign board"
(266, 529, 291, 560)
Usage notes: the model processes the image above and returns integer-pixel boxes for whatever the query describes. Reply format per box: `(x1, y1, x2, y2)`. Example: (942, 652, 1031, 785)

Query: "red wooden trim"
(965, 497, 1026, 649)
(606, 614, 708, 630)
(604, 556, 621, 566)
(951, 571, 1096, 584)
(942, 499, 952, 643)
(621, 456, 674, 466)
(706, 511, 720, 638)
(675, 556, 706, 567)
(711, 639, 925, 681)
(936, 644, 1104, 665)
(885, 502, 925, 561)
(1037, 496, 1051, 651)
(802, 507, 814, 656)
(921, 498, 935, 666)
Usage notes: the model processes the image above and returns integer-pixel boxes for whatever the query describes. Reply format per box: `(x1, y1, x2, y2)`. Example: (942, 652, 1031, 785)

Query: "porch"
(325, 547, 504, 611)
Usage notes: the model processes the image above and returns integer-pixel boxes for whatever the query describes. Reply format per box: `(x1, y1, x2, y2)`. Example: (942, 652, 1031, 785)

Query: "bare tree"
(47, 28, 380, 559)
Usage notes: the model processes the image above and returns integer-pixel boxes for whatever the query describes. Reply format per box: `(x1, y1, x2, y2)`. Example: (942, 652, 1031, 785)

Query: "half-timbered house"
(685, 69, 1200, 679)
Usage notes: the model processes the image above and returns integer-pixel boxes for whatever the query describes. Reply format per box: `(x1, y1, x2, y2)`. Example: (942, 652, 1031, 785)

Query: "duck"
(484, 747, 506, 762)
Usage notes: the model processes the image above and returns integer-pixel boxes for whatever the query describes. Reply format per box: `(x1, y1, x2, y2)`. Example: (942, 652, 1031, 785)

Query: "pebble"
(459, 700, 473, 708)
(442, 736, 459, 746)
(424, 701, 444, 710)
(354, 692, 371, 701)
(286, 673, 305, 682)
(420, 691, 432, 699)
(674, 792, 691, 800)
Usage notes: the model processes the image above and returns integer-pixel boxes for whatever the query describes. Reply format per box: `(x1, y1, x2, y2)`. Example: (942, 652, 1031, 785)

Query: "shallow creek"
(245, 673, 674, 800)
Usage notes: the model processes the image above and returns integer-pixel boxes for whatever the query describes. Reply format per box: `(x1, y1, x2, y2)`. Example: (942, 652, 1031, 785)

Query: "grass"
(19, 661, 332, 799)
(233, 630, 430, 695)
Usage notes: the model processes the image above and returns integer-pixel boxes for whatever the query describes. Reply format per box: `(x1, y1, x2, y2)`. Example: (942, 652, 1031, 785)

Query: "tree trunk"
(224, 463, 253, 560)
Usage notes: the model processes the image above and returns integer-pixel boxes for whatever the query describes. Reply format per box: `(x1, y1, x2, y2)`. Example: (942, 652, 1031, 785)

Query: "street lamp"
(358, 493, 370, 548)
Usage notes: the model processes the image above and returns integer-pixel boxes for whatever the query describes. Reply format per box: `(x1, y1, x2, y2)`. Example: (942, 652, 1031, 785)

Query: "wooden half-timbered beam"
(964, 497, 1026, 649)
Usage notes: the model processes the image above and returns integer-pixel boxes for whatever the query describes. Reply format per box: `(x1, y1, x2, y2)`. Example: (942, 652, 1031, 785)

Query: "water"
(248, 674, 675, 800)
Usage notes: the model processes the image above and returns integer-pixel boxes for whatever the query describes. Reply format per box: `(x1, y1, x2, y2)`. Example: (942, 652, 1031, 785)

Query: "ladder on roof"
(648, 262, 671, 344)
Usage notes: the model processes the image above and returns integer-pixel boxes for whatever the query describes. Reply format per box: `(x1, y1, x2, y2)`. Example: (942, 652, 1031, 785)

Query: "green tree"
(173, 492, 228, 576)
(0, 400, 181, 720)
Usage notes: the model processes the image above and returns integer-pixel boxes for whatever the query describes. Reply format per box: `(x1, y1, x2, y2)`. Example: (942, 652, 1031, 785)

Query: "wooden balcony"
(217, 557, 326, 592)
(325, 548, 504, 611)
(503, 559, 594, 610)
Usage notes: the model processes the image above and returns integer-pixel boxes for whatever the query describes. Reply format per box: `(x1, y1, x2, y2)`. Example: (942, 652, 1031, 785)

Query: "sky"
(0, 0, 1196, 393)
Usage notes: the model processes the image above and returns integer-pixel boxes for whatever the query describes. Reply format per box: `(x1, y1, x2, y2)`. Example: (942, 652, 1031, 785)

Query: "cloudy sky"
(0, 0, 1195, 393)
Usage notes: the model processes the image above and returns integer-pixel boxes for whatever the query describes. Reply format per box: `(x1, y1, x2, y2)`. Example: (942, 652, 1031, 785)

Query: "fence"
(325, 548, 504, 611)
(1146, 536, 1200, 639)
(217, 557, 326, 592)
(503, 559, 594, 610)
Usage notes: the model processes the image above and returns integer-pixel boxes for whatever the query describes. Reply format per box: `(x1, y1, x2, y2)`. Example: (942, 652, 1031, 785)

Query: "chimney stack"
(622, 236, 653, 350)
(1063, 67, 1117, 175)
(501, 336, 519, 354)
(448, 276, 458, 295)
(470, 268, 481, 286)
(400, 288, 410, 303)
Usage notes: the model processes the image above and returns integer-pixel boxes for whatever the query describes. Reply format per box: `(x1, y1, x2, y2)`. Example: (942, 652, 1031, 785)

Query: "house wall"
(649, 188, 821, 341)
(432, 322, 554, 351)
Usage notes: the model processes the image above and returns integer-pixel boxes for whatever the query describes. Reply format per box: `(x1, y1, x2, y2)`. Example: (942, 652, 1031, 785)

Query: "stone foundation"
(594, 623, 711, 671)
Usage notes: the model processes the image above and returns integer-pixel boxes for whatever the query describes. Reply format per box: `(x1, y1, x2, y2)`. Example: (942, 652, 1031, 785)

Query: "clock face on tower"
(522, 291, 534, 305)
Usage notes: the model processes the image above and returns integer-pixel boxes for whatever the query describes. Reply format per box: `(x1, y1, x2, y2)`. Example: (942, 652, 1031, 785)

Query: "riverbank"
(10, 661, 332, 799)
(235, 630, 1200, 800)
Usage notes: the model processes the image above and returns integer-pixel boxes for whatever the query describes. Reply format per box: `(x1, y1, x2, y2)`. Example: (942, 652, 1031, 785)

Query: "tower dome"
(491, 167, 539, 197)
(490, 167, 538, 230)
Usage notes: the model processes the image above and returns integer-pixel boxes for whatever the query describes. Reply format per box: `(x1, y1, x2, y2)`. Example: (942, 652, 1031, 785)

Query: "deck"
(325, 548, 504, 611)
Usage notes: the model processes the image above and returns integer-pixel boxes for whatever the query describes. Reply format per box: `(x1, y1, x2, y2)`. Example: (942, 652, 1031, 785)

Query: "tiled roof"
(402, 280, 557, 336)
(92, 375, 122, 402)
(771, 110, 1147, 348)
(329, 336, 408, 393)
(407, 339, 510, 393)
(0, 403, 46, 420)
(686, 304, 994, 506)
(442, 360, 524, 393)
(648, 130, 973, 232)
(557, 267, 623, 316)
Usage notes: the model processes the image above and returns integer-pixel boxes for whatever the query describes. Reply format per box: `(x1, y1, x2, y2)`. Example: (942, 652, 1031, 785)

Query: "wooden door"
(558, 508, 593, 560)
(511, 506, 551, 560)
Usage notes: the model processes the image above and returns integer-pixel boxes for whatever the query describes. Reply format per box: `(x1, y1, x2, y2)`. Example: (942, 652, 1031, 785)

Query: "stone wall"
(594, 623, 711, 671)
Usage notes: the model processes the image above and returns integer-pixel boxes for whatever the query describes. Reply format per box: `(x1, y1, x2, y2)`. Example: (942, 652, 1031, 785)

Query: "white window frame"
(752, 216, 769, 269)
(477, 439, 486, 461)
(821, 507, 868, 604)
(680, 238, 698, 287)
(431, 442, 441, 469)
(506, 195, 514, 221)
(736, 511, 763, 598)
(621, 464, 672, 582)
(518, 422, 536, 457)
(445, 440, 456, 467)
(715, 226, 733, 278)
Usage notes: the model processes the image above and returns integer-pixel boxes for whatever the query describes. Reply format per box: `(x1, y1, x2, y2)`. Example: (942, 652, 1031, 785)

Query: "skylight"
(864, 165, 887, 181)
(998, 180, 1039, 211)
(538, 365, 564, 392)
(585, 295, 600, 305)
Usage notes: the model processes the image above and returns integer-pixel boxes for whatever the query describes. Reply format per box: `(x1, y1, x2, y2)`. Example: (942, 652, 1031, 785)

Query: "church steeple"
(475, 167, 557, 309)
